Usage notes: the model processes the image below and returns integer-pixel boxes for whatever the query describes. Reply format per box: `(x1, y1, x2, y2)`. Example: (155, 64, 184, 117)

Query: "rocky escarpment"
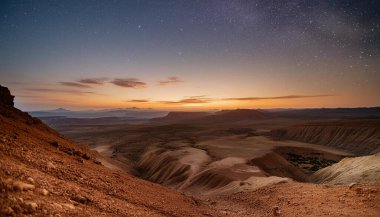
(269, 120, 380, 155)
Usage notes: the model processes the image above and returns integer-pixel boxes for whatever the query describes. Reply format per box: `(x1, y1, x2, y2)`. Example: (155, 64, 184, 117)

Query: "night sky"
(1, 0, 379, 110)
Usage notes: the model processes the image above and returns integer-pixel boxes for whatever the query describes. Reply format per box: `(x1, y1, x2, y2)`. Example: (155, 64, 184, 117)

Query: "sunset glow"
(1, 1, 379, 110)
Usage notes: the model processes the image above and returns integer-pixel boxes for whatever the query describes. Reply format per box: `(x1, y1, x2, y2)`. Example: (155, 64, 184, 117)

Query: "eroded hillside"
(1, 85, 380, 217)
(0, 85, 219, 217)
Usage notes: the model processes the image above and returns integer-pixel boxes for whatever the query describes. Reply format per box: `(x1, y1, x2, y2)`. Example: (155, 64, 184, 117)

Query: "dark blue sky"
(0, 0, 379, 110)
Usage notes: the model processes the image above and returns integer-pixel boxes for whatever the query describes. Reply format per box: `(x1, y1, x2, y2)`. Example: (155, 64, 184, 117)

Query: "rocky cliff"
(269, 120, 380, 155)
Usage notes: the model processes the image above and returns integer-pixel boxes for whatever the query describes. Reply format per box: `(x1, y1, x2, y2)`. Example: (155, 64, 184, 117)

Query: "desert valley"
(1, 1, 380, 216)
(1, 85, 379, 216)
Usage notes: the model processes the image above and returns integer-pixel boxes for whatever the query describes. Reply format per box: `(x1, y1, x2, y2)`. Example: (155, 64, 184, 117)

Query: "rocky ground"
(210, 181, 380, 217)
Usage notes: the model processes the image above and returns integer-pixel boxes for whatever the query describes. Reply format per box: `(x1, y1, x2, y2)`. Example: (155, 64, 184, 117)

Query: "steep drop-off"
(269, 120, 380, 155)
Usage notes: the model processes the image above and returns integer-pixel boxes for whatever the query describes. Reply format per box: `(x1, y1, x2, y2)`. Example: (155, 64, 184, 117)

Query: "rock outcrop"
(0, 85, 14, 107)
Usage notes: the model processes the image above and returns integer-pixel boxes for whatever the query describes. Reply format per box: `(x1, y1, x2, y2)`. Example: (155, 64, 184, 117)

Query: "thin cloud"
(223, 95, 333, 101)
(111, 78, 146, 88)
(78, 78, 108, 85)
(25, 88, 96, 95)
(16, 95, 41, 98)
(59, 82, 92, 88)
(159, 96, 213, 105)
(158, 76, 183, 86)
(125, 99, 150, 103)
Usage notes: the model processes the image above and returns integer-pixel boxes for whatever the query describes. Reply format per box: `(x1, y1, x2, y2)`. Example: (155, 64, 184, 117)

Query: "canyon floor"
(48, 111, 380, 216)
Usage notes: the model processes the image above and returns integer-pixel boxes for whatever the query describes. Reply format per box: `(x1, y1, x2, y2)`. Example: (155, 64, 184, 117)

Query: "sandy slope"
(210, 181, 380, 217)
(312, 153, 380, 184)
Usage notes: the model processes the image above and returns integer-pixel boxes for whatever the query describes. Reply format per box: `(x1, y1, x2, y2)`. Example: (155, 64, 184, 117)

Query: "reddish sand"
(208, 181, 380, 216)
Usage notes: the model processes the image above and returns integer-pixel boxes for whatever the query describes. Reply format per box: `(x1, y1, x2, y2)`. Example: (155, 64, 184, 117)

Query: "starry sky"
(0, 0, 379, 110)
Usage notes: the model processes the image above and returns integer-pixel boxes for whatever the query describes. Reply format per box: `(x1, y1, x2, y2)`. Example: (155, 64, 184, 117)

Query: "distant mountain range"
(151, 107, 380, 124)
(29, 108, 168, 119)
(29, 107, 380, 126)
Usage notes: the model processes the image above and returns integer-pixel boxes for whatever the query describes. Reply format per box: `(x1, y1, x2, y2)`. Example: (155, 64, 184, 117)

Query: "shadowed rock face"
(0, 85, 14, 106)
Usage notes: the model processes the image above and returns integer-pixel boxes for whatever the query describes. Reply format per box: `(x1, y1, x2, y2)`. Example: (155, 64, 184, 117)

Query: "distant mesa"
(151, 111, 210, 123)
(51, 108, 71, 113)
(151, 109, 273, 124)
(271, 107, 380, 119)
(209, 109, 273, 121)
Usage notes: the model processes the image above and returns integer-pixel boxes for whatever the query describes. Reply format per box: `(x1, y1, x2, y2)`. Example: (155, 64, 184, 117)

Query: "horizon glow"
(1, 0, 379, 111)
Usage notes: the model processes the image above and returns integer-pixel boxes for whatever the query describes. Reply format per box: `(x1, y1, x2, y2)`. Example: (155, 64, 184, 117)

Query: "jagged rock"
(74, 150, 83, 156)
(72, 195, 90, 204)
(0, 85, 14, 106)
(27, 177, 35, 184)
(273, 205, 281, 215)
(46, 162, 56, 170)
(23, 201, 38, 213)
(13, 181, 35, 191)
(41, 189, 49, 196)
(83, 153, 91, 160)
(1, 207, 14, 215)
(62, 203, 75, 210)
(220, 210, 228, 215)
(52, 203, 62, 209)
(50, 141, 60, 148)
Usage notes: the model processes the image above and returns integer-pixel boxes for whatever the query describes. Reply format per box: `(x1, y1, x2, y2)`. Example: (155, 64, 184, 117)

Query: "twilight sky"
(0, 0, 379, 110)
